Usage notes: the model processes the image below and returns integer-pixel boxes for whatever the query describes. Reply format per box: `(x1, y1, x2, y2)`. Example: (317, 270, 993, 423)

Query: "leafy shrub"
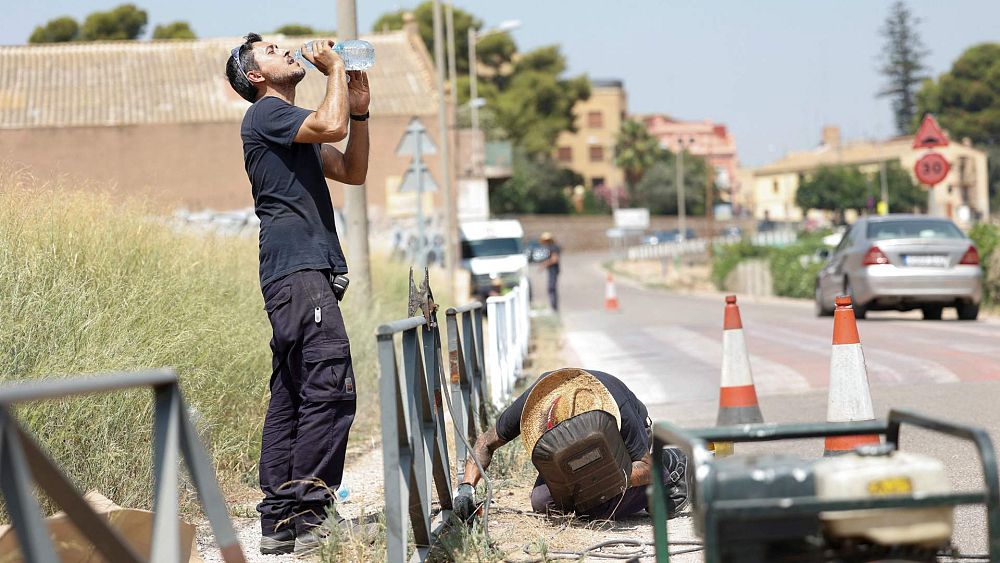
(711, 241, 768, 289)
(970, 223, 1000, 304)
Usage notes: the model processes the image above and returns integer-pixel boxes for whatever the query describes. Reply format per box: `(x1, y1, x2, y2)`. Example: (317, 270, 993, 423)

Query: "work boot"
(259, 527, 296, 555)
(662, 446, 690, 518)
(294, 513, 378, 553)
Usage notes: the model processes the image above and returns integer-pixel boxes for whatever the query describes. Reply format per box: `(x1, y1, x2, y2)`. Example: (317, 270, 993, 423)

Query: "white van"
(459, 220, 528, 301)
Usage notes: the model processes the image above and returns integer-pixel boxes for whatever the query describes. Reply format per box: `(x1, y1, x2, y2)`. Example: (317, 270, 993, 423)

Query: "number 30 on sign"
(914, 152, 950, 186)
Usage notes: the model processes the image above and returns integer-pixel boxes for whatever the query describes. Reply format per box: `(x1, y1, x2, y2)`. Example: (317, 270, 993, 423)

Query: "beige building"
(554, 79, 626, 190)
(0, 24, 451, 226)
(746, 127, 990, 226)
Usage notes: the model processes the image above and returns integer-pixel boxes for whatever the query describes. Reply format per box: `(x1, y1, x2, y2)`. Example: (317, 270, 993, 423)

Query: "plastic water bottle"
(334, 484, 350, 503)
(294, 40, 375, 71)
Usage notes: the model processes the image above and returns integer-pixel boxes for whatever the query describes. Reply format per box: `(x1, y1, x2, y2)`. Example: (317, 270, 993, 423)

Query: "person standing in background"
(540, 232, 560, 312)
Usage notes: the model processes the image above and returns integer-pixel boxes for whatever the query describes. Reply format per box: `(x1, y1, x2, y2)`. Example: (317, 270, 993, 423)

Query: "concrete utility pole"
(880, 159, 890, 214)
(676, 141, 687, 239)
(432, 0, 456, 297)
(337, 0, 372, 302)
(445, 3, 460, 281)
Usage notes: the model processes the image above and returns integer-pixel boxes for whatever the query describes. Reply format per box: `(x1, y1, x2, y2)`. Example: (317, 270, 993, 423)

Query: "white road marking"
(759, 325, 959, 384)
(646, 326, 811, 396)
(563, 330, 672, 404)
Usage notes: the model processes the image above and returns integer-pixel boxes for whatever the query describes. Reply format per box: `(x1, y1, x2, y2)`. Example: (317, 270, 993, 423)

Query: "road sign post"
(396, 118, 439, 269)
(912, 114, 951, 217)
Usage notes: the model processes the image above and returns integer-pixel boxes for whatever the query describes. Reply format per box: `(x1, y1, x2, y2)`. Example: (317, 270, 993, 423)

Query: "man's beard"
(273, 66, 306, 87)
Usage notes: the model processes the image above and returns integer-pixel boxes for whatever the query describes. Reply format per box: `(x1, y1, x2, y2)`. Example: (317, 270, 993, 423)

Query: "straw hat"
(539, 232, 554, 242)
(520, 368, 621, 453)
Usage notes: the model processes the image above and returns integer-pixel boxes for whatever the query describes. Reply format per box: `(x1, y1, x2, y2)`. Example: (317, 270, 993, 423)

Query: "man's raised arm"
(295, 40, 349, 144)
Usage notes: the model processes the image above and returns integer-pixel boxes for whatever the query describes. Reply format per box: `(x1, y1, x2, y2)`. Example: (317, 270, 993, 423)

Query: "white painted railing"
(485, 277, 530, 409)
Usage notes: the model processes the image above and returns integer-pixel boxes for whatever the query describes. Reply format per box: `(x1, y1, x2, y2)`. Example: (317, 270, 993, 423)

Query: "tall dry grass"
(0, 164, 413, 512)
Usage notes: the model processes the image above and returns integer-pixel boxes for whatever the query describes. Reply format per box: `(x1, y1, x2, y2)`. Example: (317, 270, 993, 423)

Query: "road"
(529, 251, 1000, 557)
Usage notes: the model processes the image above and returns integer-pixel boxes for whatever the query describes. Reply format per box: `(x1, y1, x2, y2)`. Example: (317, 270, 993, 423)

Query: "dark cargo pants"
(256, 270, 357, 535)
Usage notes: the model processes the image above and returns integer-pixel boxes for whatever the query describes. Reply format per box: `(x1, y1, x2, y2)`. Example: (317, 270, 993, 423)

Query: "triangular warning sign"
(912, 114, 949, 149)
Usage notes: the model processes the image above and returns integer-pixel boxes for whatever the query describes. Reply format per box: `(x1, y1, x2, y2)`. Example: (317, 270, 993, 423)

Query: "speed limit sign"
(914, 152, 949, 186)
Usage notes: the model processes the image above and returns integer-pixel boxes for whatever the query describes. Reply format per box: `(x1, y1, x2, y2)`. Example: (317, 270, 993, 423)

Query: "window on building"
(588, 111, 603, 128)
(589, 146, 605, 162)
(557, 146, 572, 163)
(591, 176, 606, 187)
(772, 180, 780, 194)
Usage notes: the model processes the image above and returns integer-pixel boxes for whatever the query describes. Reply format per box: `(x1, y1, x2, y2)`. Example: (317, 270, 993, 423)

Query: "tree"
(917, 43, 1000, 210)
(488, 46, 590, 155)
(878, 1, 929, 135)
(152, 21, 195, 40)
(29, 16, 79, 43)
(796, 164, 924, 219)
(631, 150, 715, 216)
(882, 161, 926, 213)
(274, 24, 315, 36)
(371, 2, 509, 75)
(80, 4, 148, 41)
(615, 119, 662, 193)
(490, 151, 580, 214)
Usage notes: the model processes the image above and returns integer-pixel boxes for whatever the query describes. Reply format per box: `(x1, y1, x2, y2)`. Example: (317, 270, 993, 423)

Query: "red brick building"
(0, 26, 449, 223)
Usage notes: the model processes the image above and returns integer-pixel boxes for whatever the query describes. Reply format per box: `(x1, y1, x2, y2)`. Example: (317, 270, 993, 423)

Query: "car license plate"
(867, 476, 913, 496)
(904, 255, 949, 267)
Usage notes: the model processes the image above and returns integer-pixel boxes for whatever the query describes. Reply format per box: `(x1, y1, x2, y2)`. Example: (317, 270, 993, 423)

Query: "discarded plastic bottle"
(294, 40, 375, 71)
(334, 484, 350, 503)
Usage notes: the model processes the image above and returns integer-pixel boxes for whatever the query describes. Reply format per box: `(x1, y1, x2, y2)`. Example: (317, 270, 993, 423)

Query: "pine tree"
(878, 1, 929, 135)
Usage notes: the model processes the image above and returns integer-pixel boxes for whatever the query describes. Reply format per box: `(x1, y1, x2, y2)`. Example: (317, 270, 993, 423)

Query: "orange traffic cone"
(714, 295, 763, 457)
(604, 273, 620, 312)
(824, 295, 880, 456)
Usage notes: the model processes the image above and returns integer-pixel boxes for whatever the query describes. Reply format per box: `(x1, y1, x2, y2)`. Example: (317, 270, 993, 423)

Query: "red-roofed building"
(639, 114, 742, 212)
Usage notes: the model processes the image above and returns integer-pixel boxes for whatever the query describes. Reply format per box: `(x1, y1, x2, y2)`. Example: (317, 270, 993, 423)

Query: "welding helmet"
(521, 369, 631, 514)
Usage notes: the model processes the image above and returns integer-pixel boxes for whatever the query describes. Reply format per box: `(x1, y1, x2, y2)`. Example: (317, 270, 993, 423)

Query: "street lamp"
(675, 136, 696, 239)
(468, 20, 521, 173)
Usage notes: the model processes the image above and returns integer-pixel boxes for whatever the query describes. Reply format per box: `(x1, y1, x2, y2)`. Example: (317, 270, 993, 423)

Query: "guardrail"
(625, 231, 799, 262)
(379, 270, 501, 562)
(485, 277, 530, 409)
(377, 271, 457, 563)
(446, 302, 490, 485)
(0, 369, 244, 563)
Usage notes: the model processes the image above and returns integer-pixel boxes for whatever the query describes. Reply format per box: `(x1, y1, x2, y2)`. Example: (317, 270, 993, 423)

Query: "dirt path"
(194, 449, 386, 562)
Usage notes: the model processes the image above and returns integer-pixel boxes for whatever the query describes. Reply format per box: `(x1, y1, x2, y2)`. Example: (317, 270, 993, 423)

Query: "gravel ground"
(194, 448, 386, 562)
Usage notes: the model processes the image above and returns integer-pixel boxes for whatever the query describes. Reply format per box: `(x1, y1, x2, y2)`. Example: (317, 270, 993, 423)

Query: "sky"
(5, 1, 1000, 166)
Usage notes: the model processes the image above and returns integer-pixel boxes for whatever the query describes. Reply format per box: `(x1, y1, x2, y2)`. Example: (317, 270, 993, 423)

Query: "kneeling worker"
(455, 368, 689, 521)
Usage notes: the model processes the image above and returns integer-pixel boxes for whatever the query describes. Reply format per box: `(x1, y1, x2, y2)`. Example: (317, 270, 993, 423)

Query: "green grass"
(0, 164, 415, 514)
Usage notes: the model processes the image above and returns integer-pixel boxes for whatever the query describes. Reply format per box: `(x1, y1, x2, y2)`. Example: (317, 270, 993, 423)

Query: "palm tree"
(615, 119, 662, 195)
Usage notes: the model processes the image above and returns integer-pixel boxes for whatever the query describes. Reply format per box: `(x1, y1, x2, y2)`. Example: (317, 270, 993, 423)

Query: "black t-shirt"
(545, 243, 561, 275)
(241, 96, 349, 288)
(495, 370, 650, 462)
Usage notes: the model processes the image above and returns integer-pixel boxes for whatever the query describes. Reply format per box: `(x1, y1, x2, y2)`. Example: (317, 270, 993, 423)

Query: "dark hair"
(226, 33, 262, 103)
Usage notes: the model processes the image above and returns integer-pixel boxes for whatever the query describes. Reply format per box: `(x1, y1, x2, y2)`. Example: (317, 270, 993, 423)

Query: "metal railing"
(625, 230, 799, 262)
(0, 369, 244, 563)
(485, 277, 530, 409)
(648, 409, 1000, 562)
(379, 269, 498, 562)
(377, 273, 455, 563)
(446, 302, 489, 485)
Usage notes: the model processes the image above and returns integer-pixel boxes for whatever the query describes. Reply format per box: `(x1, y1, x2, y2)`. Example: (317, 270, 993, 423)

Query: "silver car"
(815, 215, 982, 320)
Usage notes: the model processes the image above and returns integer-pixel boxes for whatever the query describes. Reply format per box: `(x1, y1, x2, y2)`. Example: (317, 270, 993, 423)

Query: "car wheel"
(815, 284, 833, 317)
(921, 305, 944, 321)
(845, 279, 867, 320)
(957, 302, 980, 321)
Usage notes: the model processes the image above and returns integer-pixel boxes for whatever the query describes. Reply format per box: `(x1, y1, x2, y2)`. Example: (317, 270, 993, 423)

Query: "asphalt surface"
(528, 251, 1000, 558)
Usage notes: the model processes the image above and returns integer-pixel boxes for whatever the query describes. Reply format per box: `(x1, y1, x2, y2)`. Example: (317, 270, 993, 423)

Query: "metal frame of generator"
(648, 409, 1000, 563)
